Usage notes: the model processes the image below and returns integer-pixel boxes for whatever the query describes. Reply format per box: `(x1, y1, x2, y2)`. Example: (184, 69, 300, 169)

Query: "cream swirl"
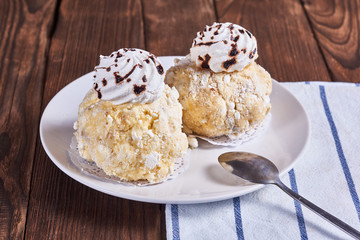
(190, 22, 258, 73)
(93, 48, 165, 105)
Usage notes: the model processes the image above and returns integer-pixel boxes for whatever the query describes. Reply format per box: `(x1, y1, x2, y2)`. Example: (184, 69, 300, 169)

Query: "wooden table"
(1, 0, 359, 239)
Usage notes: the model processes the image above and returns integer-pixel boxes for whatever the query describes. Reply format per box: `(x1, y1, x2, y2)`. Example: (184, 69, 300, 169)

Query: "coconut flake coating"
(190, 22, 258, 73)
(165, 57, 272, 138)
(73, 85, 188, 183)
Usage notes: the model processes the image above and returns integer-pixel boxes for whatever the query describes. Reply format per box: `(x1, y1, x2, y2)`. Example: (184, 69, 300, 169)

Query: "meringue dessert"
(165, 22, 272, 144)
(73, 48, 188, 184)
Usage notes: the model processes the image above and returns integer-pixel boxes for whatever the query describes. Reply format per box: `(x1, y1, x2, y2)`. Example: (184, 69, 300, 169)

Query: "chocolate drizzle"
(230, 35, 239, 42)
(249, 48, 257, 59)
(102, 78, 107, 86)
(93, 83, 102, 99)
(223, 58, 236, 69)
(114, 64, 138, 84)
(133, 84, 146, 95)
(229, 44, 239, 57)
(157, 65, 164, 75)
(198, 54, 211, 69)
(195, 41, 217, 46)
(246, 30, 252, 38)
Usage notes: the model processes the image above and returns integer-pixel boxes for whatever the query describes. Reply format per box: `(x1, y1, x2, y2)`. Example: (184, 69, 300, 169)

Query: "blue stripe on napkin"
(171, 204, 180, 240)
(289, 169, 308, 240)
(320, 85, 360, 221)
(233, 197, 245, 240)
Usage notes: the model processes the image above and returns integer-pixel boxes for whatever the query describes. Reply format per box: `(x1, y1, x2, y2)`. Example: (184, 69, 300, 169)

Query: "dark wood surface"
(1, 0, 359, 239)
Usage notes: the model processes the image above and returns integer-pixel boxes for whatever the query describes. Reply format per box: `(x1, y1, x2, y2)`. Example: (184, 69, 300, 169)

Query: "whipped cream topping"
(190, 22, 258, 73)
(93, 48, 165, 105)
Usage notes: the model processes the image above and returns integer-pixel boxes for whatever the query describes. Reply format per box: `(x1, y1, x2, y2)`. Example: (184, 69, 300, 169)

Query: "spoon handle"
(275, 180, 360, 239)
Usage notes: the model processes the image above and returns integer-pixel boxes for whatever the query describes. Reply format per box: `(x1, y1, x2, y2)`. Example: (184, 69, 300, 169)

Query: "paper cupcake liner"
(193, 113, 272, 146)
(68, 136, 191, 186)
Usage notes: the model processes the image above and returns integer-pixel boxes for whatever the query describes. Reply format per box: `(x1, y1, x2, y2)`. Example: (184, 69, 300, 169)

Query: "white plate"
(40, 56, 310, 204)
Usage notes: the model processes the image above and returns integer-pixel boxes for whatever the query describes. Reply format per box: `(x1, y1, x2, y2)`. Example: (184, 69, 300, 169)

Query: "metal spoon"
(218, 152, 360, 239)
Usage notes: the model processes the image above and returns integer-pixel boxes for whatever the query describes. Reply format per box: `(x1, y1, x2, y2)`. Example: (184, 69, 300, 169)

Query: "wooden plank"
(215, 0, 331, 82)
(0, 0, 58, 239)
(302, 0, 360, 83)
(26, 0, 164, 239)
(142, 0, 216, 56)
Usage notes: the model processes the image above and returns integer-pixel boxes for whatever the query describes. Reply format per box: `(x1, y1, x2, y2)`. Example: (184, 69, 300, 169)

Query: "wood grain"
(302, 0, 360, 82)
(142, 0, 216, 56)
(215, 0, 331, 82)
(0, 0, 58, 239)
(25, 0, 164, 239)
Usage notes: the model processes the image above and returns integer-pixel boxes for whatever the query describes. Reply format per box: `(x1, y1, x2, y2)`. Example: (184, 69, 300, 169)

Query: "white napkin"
(166, 82, 360, 240)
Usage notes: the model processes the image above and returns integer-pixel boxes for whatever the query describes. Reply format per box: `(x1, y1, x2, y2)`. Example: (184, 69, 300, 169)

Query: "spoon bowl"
(219, 152, 279, 184)
(218, 152, 360, 239)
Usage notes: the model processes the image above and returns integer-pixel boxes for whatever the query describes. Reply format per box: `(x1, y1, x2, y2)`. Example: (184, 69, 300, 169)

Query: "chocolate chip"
(157, 65, 164, 75)
(127, 59, 130, 62)
(200, 54, 211, 69)
(114, 72, 123, 84)
(239, 29, 245, 34)
(106, 67, 111, 72)
(214, 30, 219, 35)
(114, 59, 118, 62)
(133, 84, 146, 95)
(93, 75, 96, 78)
(110, 54, 114, 57)
(229, 44, 239, 57)
(241, 48, 247, 54)
(145, 59, 150, 64)
(94, 83, 99, 90)
(139, 64, 143, 69)
(229, 24, 234, 30)
(102, 78, 107, 86)
(211, 36, 214, 40)
(127, 78, 131, 82)
(115, 64, 118, 67)
(223, 40, 228, 44)
(231, 35, 239, 42)
(97, 91, 102, 99)
(223, 58, 236, 69)
(142, 75, 147, 82)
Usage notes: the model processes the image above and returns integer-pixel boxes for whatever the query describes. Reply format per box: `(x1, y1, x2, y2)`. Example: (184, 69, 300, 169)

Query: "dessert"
(165, 22, 272, 144)
(73, 48, 188, 184)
